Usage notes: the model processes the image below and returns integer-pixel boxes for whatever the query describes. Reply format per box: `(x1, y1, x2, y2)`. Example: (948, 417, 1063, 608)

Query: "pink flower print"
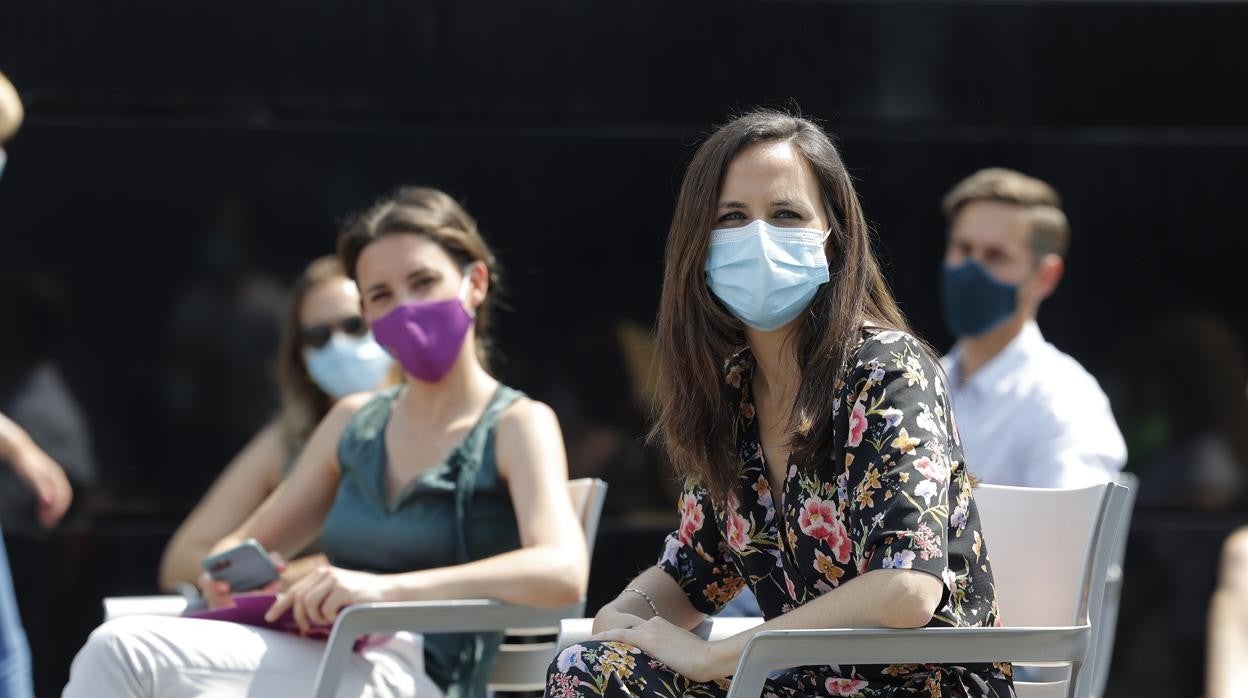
(550, 673, 582, 698)
(912, 456, 948, 482)
(825, 677, 869, 695)
(828, 514, 852, 563)
(726, 511, 751, 552)
(784, 571, 796, 599)
(847, 399, 868, 447)
(678, 493, 704, 545)
(798, 497, 837, 540)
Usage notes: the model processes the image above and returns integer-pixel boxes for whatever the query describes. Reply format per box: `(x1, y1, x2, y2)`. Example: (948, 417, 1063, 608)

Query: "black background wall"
(2, 1, 1247, 694)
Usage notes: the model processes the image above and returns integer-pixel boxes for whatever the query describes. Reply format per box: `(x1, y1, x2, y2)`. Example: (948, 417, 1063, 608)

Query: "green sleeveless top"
(321, 384, 525, 698)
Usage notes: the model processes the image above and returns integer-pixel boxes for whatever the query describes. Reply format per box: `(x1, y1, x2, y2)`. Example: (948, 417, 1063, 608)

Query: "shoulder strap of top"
(450, 384, 525, 562)
(336, 386, 402, 478)
(459, 384, 525, 465)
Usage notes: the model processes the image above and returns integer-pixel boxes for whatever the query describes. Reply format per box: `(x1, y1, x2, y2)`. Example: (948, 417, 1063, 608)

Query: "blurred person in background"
(0, 273, 96, 529)
(160, 198, 288, 497)
(0, 413, 71, 698)
(158, 254, 395, 592)
(938, 168, 1126, 488)
(65, 187, 588, 698)
(0, 67, 74, 698)
(1134, 311, 1248, 510)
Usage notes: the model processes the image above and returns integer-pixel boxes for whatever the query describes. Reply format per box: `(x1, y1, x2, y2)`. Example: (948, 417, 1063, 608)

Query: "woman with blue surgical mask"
(158, 255, 394, 592)
(549, 110, 1012, 697)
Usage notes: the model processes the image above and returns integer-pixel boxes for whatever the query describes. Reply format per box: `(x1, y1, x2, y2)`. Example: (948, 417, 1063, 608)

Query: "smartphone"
(202, 539, 279, 592)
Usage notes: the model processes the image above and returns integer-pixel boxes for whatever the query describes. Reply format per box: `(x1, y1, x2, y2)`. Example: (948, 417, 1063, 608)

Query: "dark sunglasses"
(301, 316, 368, 349)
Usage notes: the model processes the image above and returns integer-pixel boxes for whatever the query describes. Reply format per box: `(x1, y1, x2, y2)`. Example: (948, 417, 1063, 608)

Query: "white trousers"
(62, 615, 443, 698)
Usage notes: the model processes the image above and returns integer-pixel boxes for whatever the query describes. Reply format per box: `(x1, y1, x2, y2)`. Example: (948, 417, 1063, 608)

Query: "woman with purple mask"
(65, 187, 588, 698)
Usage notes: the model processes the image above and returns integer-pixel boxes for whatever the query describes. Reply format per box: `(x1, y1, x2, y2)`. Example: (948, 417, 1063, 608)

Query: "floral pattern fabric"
(549, 330, 1013, 697)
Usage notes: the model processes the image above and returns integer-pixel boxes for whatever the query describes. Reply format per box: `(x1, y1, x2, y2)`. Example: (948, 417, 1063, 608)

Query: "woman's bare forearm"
(387, 544, 586, 608)
(598, 566, 705, 630)
(701, 568, 942, 679)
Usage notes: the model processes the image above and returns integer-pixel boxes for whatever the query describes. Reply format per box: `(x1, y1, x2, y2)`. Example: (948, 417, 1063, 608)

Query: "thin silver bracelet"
(623, 587, 659, 618)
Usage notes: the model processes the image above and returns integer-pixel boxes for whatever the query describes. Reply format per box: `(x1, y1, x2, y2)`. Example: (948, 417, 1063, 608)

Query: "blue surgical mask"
(940, 259, 1019, 338)
(304, 332, 394, 398)
(705, 219, 830, 332)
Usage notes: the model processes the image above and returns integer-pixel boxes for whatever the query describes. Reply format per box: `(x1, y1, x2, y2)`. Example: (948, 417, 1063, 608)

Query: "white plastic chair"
(1081, 472, 1136, 698)
(311, 477, 607, 698)
(557, 482, 1128, 698)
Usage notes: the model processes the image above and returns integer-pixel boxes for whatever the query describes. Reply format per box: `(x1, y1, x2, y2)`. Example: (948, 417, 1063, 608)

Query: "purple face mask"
(371, 276, 475, 383)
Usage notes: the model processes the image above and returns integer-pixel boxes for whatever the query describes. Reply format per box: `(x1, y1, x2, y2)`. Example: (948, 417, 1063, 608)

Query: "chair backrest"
(567, 477, 609, 563)
(1082, 473, 1137, 698)
(489, 477, 607, 691)
(973, 483, 1110, 628)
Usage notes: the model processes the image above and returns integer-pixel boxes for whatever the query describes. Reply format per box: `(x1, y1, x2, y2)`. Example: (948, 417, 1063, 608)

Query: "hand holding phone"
(202, 539, 281, 593)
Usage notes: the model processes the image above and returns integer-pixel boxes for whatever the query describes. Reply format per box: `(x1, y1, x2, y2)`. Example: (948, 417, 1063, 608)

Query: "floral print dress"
(549, 330, 1014, 697)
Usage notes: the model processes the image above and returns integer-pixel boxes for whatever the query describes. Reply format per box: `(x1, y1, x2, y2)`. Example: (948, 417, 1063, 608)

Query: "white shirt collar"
(947, 320, 1045, 395)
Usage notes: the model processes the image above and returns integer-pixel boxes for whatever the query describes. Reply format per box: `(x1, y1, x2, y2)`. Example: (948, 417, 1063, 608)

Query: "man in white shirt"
(938, 167, 1126, 488)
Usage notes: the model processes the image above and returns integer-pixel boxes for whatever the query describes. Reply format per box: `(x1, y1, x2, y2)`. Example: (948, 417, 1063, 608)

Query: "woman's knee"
(65, 616, 158, 696)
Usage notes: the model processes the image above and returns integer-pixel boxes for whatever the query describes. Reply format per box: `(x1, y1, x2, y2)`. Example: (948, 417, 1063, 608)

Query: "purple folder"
(185, 592, 379, 650)
(184, 592, 334, 641)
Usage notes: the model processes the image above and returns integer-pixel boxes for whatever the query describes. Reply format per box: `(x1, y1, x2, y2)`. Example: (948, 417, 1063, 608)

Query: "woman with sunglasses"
(158, 255, 396, 592)
(65, 187, 587, 697)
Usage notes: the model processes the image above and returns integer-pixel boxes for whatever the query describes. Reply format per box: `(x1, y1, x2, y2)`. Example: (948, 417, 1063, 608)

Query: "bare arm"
(159, 422, 287, 590)
(0, 71, 22, 143)
(0, 410, 72, 528)
(208, 395, 369, 561)
(596, 567, 942, 682)
(594, 565, 706, 633)
(385, 398, 589, 607)
(1209, 529, 1248, 698)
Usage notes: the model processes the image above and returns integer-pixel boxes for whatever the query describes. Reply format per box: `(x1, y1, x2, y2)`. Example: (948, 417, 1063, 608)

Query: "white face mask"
(303, 332, 394, 398)
(704, 219, 831, 331)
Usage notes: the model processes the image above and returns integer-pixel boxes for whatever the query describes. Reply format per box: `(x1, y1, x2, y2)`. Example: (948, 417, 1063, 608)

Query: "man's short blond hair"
(942, 167, 1070, 259)
(0, 71, 24, 144)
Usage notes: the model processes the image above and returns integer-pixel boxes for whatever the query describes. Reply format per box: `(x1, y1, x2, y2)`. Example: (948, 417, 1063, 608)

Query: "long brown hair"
(276, 255, 348, 453)
(337, 186, 501, 369)
(649, 109, 913, 501)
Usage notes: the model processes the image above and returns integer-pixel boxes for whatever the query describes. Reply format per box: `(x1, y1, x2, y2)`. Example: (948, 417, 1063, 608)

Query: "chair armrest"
(558, 618, 595, 651)
(725, 625, 1090, 698)
(102, 595, 190, 622)
(313, 599, 582, 698)
(557, 616, 766, 652)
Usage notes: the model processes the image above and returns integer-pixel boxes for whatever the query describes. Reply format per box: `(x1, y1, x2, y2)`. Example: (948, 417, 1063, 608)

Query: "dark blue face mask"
(940, 259, 1019, 338)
